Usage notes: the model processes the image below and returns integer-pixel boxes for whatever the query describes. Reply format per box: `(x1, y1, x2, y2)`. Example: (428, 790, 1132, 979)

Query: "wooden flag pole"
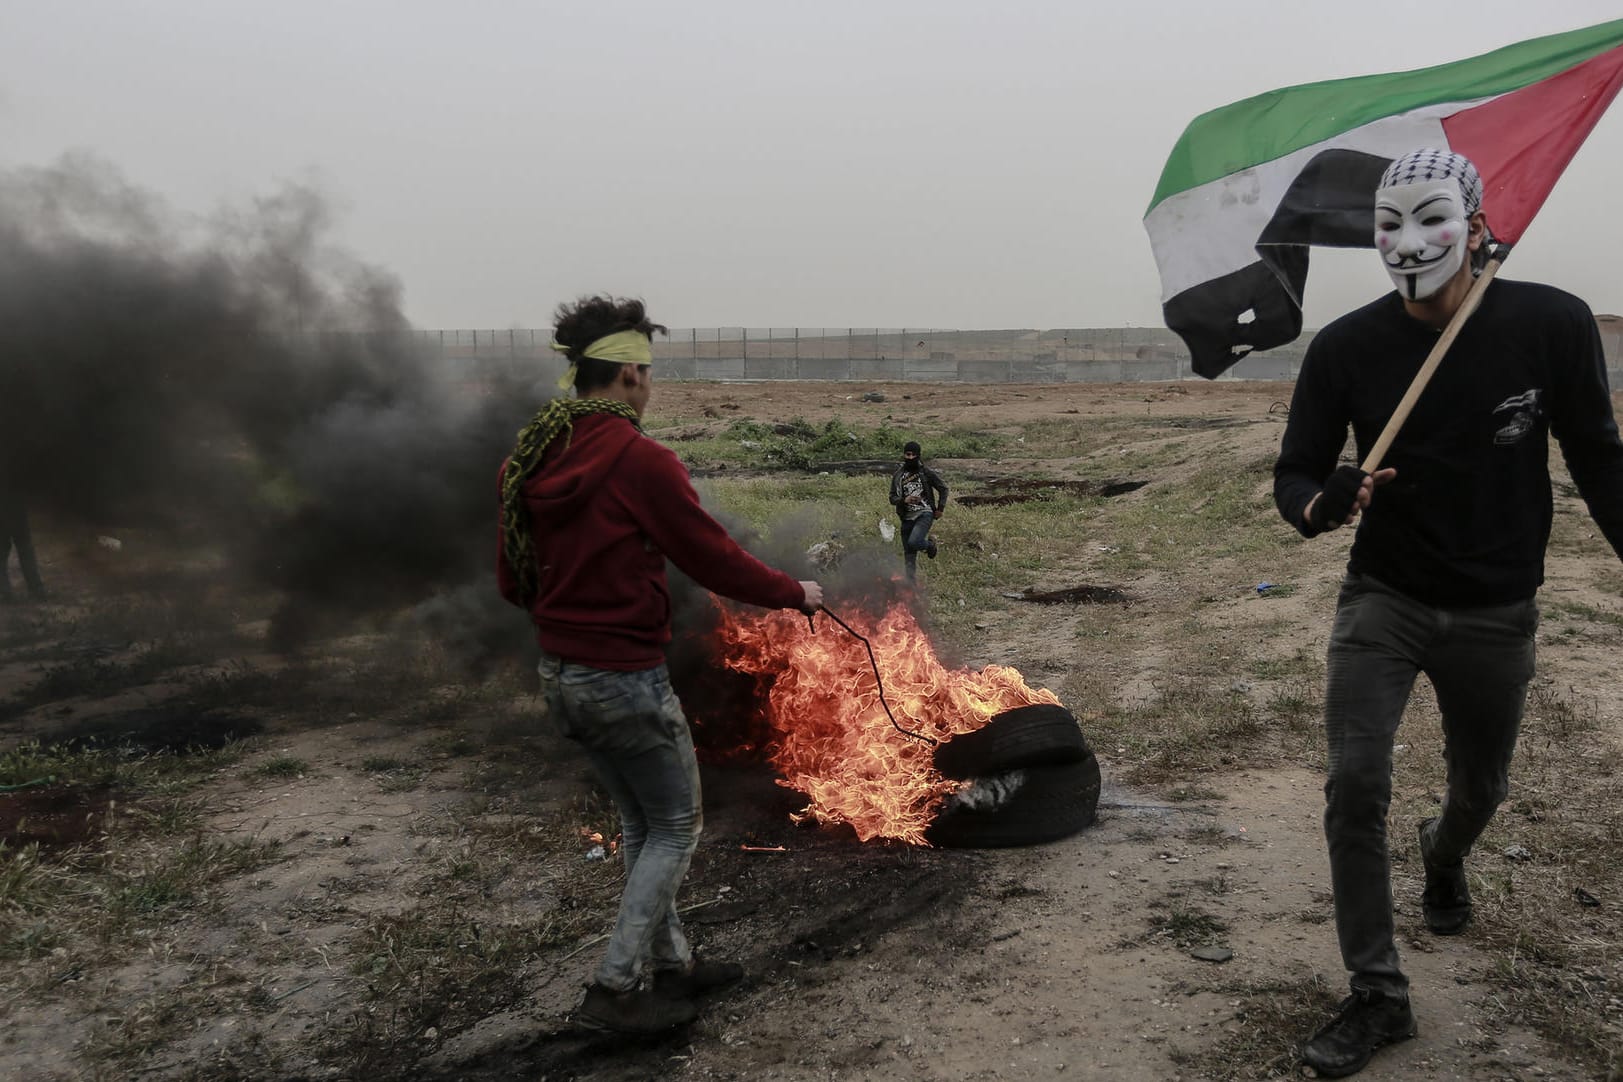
(1359, 250, 1507, 473)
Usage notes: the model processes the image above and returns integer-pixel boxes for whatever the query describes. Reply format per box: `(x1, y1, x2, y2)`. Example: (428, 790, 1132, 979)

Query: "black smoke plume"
(0, 155, 540, 654)
(0, 155, 919, 691)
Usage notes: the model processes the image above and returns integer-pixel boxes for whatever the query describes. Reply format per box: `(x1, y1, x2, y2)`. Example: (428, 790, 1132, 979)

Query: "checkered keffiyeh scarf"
(1379, 148, 1483, 217)
(500, 397, 641, 606)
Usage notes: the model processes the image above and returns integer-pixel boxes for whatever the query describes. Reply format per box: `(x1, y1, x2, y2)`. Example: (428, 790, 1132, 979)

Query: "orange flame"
(712, 601, 1058, 845)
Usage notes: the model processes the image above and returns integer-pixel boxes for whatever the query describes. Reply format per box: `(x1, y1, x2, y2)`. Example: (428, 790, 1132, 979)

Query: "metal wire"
(809, 605, 937, 746)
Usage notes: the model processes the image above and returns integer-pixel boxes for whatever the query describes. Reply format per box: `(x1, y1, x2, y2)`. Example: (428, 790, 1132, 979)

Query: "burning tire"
(932, 704, 1091, 779)
(925, 757, 1101, 849)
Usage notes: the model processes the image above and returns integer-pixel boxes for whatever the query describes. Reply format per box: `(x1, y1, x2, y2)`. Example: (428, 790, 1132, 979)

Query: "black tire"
(933, 703, 1090, 779)
(925, 757, 1101, 849)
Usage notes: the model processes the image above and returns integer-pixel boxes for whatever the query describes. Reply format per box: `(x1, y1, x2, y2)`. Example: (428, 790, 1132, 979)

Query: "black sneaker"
(1418, 817, 1472, 935)
(652, 957, 745, 999)
(1301, 989, 1416, 1078)
(573, 982, 697, 1034)
(925, 539, 938, 560)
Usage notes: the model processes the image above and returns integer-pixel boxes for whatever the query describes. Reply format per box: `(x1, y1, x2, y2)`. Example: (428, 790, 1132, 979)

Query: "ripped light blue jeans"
(902, 511, 935, 580)
(539, 653, 701, 992)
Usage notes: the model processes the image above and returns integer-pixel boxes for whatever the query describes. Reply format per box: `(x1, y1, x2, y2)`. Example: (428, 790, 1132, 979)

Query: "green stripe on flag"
(1147, 18, 1623, 215)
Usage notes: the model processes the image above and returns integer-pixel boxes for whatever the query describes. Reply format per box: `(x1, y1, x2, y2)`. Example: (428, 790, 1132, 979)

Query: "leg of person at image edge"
(902, 511, 935, 581)
(545, 656, 742, 1036)
(0, 505, 45, 604)
(12, 514, 45, 602)
(1302, 578, 1531, 1077)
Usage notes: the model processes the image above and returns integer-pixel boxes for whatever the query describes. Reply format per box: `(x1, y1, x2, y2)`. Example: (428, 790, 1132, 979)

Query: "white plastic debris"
(96, 536, 123, 552)
(878, 519, 895, 541)
(584, 845, 607, 861)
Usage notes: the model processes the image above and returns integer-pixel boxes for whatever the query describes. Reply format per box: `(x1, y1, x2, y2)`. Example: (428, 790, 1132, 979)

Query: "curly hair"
(552, 295, 668, 392)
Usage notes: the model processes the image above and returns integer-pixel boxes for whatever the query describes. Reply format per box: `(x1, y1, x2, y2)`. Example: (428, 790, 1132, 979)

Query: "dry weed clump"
(1170, 973, 1343, 1082)
(316, 797, 623, 1073)
(1088, 674, 1318, 787)
(1383, 677, 1623, 1078)
(1465, 684, 1623, 1078)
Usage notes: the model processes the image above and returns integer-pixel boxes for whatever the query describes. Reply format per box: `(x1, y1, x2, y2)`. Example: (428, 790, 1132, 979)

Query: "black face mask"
(904, 458, 920, 472)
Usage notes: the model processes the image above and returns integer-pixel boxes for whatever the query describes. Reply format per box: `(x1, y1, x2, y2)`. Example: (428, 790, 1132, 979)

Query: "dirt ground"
(2, 379, 1619, 1081)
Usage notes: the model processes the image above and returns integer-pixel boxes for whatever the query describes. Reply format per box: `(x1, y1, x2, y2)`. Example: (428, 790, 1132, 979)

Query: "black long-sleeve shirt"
(1274, 278, 1623, 607)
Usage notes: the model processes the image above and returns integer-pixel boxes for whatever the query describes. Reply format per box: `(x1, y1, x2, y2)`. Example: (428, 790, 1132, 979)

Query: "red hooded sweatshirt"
(497, 413, 806, 669)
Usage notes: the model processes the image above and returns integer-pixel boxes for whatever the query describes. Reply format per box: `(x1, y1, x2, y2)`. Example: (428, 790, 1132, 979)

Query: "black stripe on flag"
(1165, 149, 1392, 378)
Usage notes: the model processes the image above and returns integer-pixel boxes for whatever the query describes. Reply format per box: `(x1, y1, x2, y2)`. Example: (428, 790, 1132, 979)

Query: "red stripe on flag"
(1443, 44, 1623, 244)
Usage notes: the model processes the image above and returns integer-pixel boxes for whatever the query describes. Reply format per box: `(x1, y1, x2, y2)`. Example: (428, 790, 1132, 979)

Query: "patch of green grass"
(331, 903, 558, 1070)
(705, 473, 882, 538)
(1010, 417, 1151, 461)
(0, 738, 250, 795)
(1248, 648, 1321, 681)
(1089, 456, 1290, 575)
(0, 842, 69, 956)
(322, 795, 621, 1073)
(1182, 824, 1241, 849)
(424, 733, 478, 758)
(0, 739, 272, 969)
(360, 755, 428, 792)
(1541, 599, 1623, 644)
(1265, 677, 1321, 728)
(111, 836, 281, 920)
(248, 755, 308, 780)
(674, 417, 1001, 471)
(0, 832, 281, 964)
(79, 967, 292, 1073)
(1089, 677, 1278, 785)
(1143, 903, 1228, 948)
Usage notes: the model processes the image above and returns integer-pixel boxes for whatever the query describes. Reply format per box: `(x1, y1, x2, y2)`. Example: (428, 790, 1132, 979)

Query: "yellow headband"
(550, 329, 655, 391)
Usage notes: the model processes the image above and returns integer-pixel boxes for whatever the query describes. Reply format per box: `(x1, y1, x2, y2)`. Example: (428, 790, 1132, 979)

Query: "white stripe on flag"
(1143, 105, 1488, 302)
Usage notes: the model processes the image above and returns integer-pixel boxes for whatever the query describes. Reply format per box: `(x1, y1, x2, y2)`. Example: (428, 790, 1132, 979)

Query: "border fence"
(414, 319, 1623, 386)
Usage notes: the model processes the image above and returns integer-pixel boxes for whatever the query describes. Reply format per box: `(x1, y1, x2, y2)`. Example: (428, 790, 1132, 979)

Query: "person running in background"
(888, 441, 948, 581)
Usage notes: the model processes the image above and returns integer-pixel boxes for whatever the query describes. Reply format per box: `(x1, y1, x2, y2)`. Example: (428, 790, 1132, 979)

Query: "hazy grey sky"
(3, 2, 1620, 331)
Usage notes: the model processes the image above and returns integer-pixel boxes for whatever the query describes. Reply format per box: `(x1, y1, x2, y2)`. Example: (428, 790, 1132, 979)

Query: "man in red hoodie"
(498, 296, 823, 1035)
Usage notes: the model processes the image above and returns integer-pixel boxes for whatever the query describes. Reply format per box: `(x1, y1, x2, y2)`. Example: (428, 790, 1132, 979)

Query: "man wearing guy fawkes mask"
(1275, 148, 1623, 1078)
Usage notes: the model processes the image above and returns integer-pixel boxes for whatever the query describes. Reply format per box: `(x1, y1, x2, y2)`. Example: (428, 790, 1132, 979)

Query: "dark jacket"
(498, 414, 805, 669)
(889, 463, 949, 521)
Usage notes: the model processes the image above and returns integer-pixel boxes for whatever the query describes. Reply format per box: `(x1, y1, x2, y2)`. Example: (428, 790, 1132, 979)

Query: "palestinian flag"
(1145, 18, 1623, 378)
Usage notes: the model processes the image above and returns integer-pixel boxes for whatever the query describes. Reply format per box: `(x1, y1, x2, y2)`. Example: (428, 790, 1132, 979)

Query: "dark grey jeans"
(539, 653, 701, 992)
(1323, 573, 1536, 998)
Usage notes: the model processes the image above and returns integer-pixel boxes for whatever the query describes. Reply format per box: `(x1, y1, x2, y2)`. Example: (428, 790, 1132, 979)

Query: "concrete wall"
(430, 322, 1623, 387)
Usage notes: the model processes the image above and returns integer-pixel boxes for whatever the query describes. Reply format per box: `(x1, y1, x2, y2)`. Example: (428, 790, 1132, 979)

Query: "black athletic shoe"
(573, 983, 697, 1034)
(652, 957, 745, 999)
(1418, 817, 1472, 935)
(1301, 989, 1416, 1078)
(925, 539, 938, 560)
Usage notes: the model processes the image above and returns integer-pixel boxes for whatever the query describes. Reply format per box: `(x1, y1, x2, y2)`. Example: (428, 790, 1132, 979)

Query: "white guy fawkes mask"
(1373, 177, 1470, 301)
